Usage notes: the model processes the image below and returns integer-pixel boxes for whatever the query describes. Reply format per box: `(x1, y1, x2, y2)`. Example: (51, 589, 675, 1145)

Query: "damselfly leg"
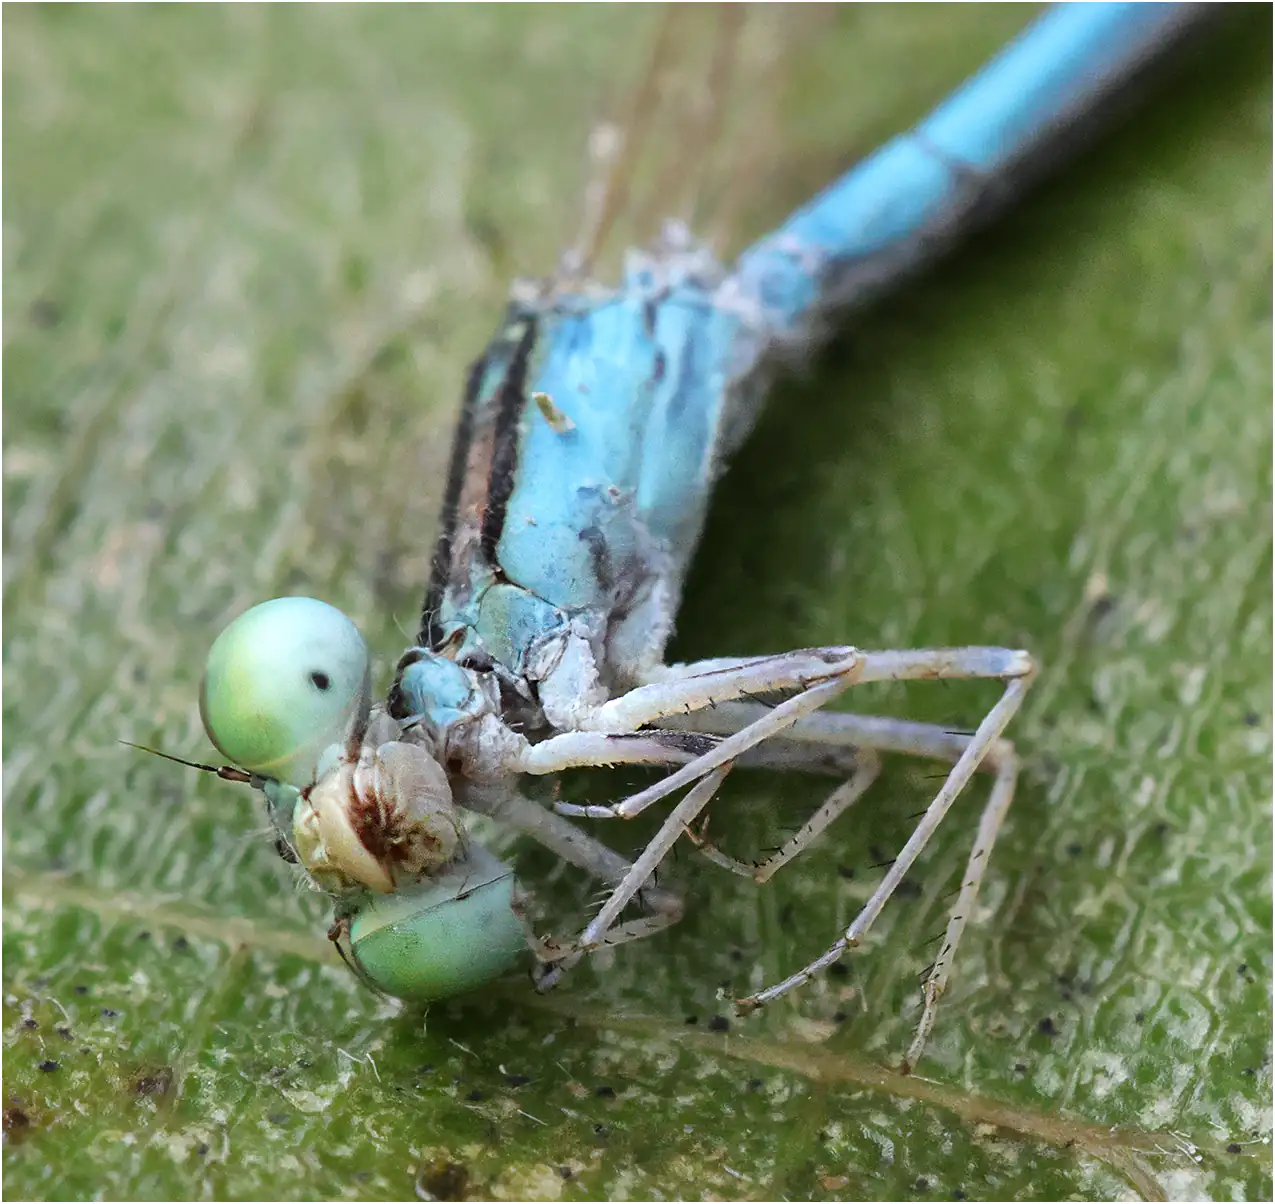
(539, 643, 1035, 1068)
(462, 782, 686, 962)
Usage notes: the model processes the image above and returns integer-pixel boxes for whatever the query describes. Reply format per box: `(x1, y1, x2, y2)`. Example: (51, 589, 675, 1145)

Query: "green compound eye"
(342, 845, 530, 1001)
(200, 597, 370, 788)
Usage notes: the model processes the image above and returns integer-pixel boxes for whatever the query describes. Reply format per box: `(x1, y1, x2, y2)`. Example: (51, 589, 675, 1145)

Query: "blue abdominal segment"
(737, 2, 1206, 331)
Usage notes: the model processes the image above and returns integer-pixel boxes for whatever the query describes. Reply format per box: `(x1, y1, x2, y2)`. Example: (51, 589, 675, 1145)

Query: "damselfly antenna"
(119, 740, 257, 786)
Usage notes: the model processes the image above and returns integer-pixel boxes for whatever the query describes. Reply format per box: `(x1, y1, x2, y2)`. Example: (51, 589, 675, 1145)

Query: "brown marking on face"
(344, 773, 452, 877)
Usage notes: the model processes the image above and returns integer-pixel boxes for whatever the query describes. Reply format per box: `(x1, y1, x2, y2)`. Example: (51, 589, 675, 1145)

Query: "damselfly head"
(199, 597, 372, 788)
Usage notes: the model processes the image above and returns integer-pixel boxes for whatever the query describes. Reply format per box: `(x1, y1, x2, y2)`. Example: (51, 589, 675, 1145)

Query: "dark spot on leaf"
(505, 1074, 531, 1088)
(1037, 1016, 1058, 1037)
(134, 1067, 174, 1098)
(37, 1060, 59, 1074)
(73, 985, 89, 996)
(3, 1107, 31, 1135)
(465, 1089, 484, 1102)
(896, 878, 922, 899)
(100, 1008, 119, 1019)
(1134, 1011, 1145, 1024)
(268, 1111, 291, 1127)
(28, 298, 61, 328)
(708, 1015, 730, 1033)
(21, 1018, 37, 1031)
(136, 931, 152, 941)
(1085, 592, 1117, 626)
(833, 1010, 848, 1024)
(828, 962, 850, 980)
(1237, 963, 1248, 974)
(557, 1166, 573, 1180)
(594, 1085, 615, 1098)
(1243, 710, 1260, 727)
(415, 1159, 470, 1202)
(1227, 1143, 1242, 1154)
(684, 1015, 698, 1026)
(915, 1177, 930, 1191)
(173, 937, 191, 952)
(1014, 1063, 1028, 1074)
(196, 1143, 209, 1157)
(953, 1192, 967, 1201)
(54, 1026, 72, 1040)
(837, 864, 854, 880)
(747, 1078, 763, 1091)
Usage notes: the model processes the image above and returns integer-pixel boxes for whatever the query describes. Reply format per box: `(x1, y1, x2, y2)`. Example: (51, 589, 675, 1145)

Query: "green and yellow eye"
(341, 844, 530, 1001)
(199, 597, 370, 787)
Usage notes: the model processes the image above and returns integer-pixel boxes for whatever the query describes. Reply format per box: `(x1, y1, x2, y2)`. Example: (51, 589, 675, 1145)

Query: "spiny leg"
(733, 667, 1034, 1072)
(461, 783, 684, 952)
(545, 648, 863, 819)
(535, 765, 732, 989)
(552, 645, 1029, 824)
(902, 746, 1017, 1074)
(513, 641, 1032, 1055)
(669, 700, 1019, 885)
(664, 685, 1022, 887)
(678, 708, 1021, 1070)
(645, 645, 1035, 1068)
(508, 723, 864, 779)
(665, 701, 1016, 771)
(686, 749, 882, 882)
(531, 729, 871, 986)
(587, 646, 860, 734)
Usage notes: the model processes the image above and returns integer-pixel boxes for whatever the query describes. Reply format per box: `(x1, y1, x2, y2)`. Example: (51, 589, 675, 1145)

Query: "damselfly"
(178, 3, 1213, 1071)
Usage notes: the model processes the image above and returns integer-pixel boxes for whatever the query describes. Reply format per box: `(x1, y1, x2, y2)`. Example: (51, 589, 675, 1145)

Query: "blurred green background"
(4, 5, 1270, 1200)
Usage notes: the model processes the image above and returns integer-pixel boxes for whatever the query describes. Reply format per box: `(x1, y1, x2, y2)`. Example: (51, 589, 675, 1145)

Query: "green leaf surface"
(4, 6, 1270, 1200)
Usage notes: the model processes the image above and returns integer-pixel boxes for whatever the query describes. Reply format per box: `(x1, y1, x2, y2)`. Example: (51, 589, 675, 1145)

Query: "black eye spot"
(310, 671, 331, 691)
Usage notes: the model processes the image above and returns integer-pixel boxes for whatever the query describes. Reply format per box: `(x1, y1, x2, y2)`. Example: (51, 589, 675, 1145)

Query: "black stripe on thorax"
(421, 353, 485, 648)
(478, 318, 537, 567)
